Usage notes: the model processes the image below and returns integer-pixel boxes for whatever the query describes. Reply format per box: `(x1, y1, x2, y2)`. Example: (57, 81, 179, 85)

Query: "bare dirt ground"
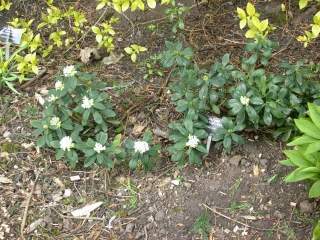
(1, 0, 320, 239)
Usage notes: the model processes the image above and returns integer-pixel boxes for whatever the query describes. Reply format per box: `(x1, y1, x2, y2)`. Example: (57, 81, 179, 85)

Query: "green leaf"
(246, 2, 256, 16)
(288, 135, 317, 146)
(237, 7, 246, 19)
(312, 221, 320, 240)
(285, 168, 317, 182)
(280, 159, 295, 167)
(96, 132, 108, 144)
(82, 110, 90, 125)
(129, 159, 138, 169)
(196, 144, 207, 154)
(299, 0, 308, 9)
(306, 141, 320, 154)
(284, 149, 313, 167)
(184, 119, 193, 133)
(309, 180, 320, 198)
(222, 54, 230, 67)
(263, 110, 272, 126)
(295, 118, 320, 139)
(56, 149, 64, 160)
(93, 111, 103, 124)
(308, 103, 320, 129)
(223, 136, 232, 152)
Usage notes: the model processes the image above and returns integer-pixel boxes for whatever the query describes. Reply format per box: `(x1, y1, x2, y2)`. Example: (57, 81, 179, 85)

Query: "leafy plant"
(237, 2, 272, 40)
(143, 54, 164, 80)
(124, 44, 147, 63)
(313, 220, 320, 240)
(281, 103, 320, 198)
(192, 212, 211, 240)
(31, 67, 123, 168)
(168, 118, 208, 166)
(0, 46, 38, 93)
(165, 2, 190, 33)
(160, 41, 193, 68)
(92, 18, 118, 52)
(125, 130, 160, 171)
(211, 117, 245, 153)
(0, 0, 11, 11)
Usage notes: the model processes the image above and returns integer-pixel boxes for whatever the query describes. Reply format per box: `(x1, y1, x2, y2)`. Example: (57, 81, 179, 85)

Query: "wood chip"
(0, 175, 12, 184)
(71, 202, 103, 217)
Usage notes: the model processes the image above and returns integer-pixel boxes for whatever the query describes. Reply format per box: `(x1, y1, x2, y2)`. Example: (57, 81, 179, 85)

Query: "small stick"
(20, 173, 40, 239)
(202, 203, 274, 231)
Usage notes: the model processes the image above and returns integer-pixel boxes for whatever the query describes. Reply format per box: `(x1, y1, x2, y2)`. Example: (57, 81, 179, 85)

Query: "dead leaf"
(102, 52, 123, 65)
(132, 124, 146, 136)
(80, 47, 101, 64)
(0, 175, 12, 184)
(242, 215, 257, 220)
(25, 218, 47, 234)
(253, 165, 260, 176)
(53, 177, 65, 189)
(71, 202, 103, 217)
(0, 152, 9, 160)
(70, 175, 81, 181)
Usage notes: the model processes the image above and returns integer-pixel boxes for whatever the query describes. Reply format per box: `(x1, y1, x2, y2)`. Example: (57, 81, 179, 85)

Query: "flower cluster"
(94, 142, 106, 153)
(60, 136, 74, 151)
(186, 135, 200, 148)
(63, 65, 77, 77)
(134, 141, 149, 154)
(240, 96, 250, 106)
(81, 96, 94, 109)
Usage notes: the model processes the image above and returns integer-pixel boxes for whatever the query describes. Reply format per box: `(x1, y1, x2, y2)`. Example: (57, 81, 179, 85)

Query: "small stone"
(155, 210, 165, 221)
(298, 200, 314, 214)
(147, 215, 154, 223)
(274, 210, 284, 220)
(229, 155, 242, 166)
(135, 230, 144, 239)
(183, 182, 192, 188)
(125, 223, 135, 233)
(70, 175, 80, 181)
(259, 159, 268, 169)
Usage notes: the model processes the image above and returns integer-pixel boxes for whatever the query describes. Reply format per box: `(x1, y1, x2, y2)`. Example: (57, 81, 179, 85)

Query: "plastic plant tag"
(206, 116, 223, 152)
(0, 26, 24, 45)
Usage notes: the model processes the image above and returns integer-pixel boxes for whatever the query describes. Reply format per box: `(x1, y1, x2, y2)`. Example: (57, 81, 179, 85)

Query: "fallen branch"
(20, 173, 40, 239)
(202, 203, 274, 232)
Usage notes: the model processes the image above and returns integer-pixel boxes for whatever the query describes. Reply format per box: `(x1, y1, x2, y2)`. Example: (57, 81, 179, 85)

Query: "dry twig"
(20, 173, 40, 239)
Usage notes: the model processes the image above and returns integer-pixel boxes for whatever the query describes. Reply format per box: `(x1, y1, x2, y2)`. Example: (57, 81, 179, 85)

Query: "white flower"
(94, 142, 106, 153)
(240, 96, 250, 106)
(60, 136, 74, 151)
(134, 141, 149, 154)
(55, 81, 64, 90)
(186, 135, 200, 148)
(48, 94, 58, 102)
(63, 65, 77, 77)
(81, 96, 94, 109)
(50, 116, 61, 128)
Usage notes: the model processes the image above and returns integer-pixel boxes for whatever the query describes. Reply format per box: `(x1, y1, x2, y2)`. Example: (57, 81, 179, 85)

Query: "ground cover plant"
(1, 0, 320, 239)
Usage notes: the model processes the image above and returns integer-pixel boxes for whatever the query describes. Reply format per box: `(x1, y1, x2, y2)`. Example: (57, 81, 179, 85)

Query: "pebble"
(298, 200, 314, 214)
(125, 223, 135, 233)
(229, 155, 242, 166)
(274, 210, 284, 219)
(155, 210, 165, 221)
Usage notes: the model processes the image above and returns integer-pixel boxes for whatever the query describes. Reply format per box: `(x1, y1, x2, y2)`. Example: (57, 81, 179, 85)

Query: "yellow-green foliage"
(124, 44, 147, 62)
(297, 11, 320, 47)
(237, 3, 272, 40)
(0, 0, 11, 11)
